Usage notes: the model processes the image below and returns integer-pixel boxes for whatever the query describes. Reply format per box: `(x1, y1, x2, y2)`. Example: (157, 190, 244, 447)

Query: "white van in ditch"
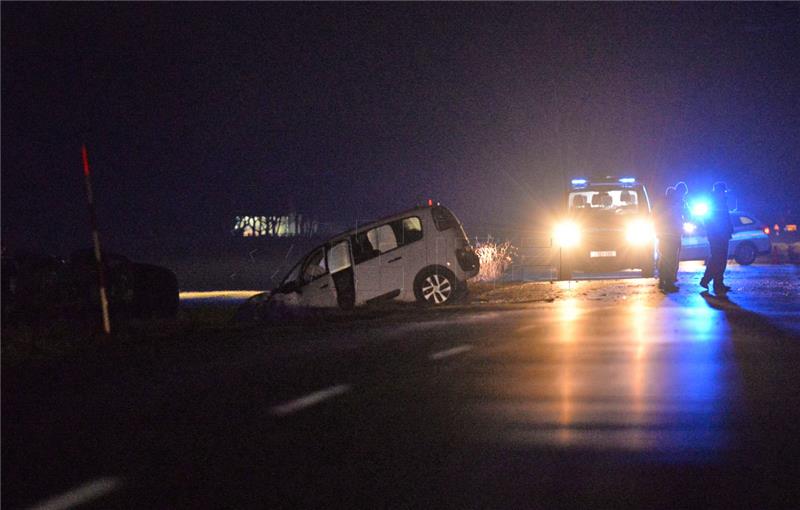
(271, 204, 480, 308)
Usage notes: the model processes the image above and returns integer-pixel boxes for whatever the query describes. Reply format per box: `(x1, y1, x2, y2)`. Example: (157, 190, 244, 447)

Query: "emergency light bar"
(571, 178, 588, 186)
(619, 177, 636, 184)
(691, 202, 709, 218)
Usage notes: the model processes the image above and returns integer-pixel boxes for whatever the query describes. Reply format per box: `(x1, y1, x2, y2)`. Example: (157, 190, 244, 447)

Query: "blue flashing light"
(691, 202, 709, 218)
(571, 178, 588, 186)
(619, 177, 636, 184)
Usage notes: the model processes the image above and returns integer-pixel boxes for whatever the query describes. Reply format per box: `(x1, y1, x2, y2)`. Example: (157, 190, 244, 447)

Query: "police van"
(553, 176, 656, 280)
(270, 204, 480, 308)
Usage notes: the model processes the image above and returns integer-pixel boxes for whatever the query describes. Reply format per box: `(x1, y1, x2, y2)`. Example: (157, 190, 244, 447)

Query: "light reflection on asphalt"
(179, 264, 797, 457)
(482, 278, 738, 456)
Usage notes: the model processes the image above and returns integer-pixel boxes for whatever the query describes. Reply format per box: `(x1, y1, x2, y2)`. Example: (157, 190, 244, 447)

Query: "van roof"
(326, 204, 442, 244)
(570, 182, 647, 192)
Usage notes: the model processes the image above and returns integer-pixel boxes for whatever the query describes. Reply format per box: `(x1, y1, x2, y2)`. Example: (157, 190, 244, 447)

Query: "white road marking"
(28, 477, 121, 510)
(270, 384, 352, 416)
(429, 344, 473, 360)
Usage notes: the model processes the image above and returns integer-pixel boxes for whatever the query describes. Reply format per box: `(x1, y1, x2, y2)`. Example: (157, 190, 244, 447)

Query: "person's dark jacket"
(656, 195, 684, 237)
(704, 192, 733, 240)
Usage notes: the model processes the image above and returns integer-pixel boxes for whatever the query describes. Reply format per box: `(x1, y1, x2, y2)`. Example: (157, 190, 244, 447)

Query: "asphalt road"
(3, 263, 799, 509)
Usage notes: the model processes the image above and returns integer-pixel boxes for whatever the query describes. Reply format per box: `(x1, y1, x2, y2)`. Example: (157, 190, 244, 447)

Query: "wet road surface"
(3, 264, 799, 508)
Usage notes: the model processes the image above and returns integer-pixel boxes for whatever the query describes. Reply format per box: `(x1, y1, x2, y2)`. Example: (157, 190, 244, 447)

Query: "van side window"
(352, 230, 380, 264)
(301, 247, 327, 283)
(738, 216, 754, 225)
(391, 217, 423, 246)
(351, 216, 424, 265)
(371, 224, 398, 252)
(352, 223, 402, 264)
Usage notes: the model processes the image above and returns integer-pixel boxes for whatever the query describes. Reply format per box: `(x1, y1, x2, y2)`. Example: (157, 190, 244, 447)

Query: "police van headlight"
(626, 220, 655, 245)
(554, 221, 581, 247)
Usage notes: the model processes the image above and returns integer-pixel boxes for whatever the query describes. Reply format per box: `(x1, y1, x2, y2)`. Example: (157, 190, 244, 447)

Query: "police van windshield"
(569, 189, 640, 214)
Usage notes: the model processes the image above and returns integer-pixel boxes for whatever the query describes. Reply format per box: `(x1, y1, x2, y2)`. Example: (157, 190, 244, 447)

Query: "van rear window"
(431, 206, 459, 231)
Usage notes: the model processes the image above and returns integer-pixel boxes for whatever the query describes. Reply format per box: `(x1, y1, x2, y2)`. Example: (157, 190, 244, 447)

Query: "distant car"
(680, 211, 772, 265)
(766, 219, 799, 243)
(553, 176, 656, 280)
(1, 249, 179, 324)
(268, 203, 480, 309)
(67, 249, 180, 318)
(1, 251, 66, 323)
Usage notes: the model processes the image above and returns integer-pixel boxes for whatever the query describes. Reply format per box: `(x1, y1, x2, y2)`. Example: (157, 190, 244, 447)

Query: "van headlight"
(626, 220, 655, 245)
(554, 221, 581, 247)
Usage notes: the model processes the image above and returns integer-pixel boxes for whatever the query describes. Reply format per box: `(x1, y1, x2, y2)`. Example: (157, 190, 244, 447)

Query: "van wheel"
(734, 242, 757, 265)
(414, 267, 456, 305)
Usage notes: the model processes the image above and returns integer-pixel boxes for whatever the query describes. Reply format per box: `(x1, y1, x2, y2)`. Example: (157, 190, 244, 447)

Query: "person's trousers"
(658, 235, 681, 284)
(702, 236, 729, 287)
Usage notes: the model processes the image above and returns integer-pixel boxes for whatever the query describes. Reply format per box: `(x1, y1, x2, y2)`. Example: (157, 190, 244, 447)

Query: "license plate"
(590, 250, 617, 258)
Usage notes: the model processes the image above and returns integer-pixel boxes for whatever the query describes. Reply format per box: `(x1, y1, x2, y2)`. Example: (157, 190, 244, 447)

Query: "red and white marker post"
(81, 145, 111, 335)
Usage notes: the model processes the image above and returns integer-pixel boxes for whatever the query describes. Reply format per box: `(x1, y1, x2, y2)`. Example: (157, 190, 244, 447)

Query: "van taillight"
(763, 227, 770, 235)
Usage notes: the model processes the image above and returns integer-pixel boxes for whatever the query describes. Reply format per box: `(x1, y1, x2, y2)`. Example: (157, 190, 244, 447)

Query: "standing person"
(700, 182, 733, 294)
(675, 181, 690, 224)
(671, 181, 689, 283)
(656, 187, 683, 292)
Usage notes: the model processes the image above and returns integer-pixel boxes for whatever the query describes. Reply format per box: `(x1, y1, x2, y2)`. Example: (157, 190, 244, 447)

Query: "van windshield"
(280, 261, 301, 288)
(569, 189, 640, 214)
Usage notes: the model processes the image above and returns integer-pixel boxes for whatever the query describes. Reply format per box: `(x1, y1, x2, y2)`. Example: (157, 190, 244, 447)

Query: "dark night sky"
(2, 2, 799, 257)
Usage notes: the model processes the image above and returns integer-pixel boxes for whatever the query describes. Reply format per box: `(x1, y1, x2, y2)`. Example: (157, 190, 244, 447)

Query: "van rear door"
(351, 223, 404, 303)
(328, 240, 355, 309)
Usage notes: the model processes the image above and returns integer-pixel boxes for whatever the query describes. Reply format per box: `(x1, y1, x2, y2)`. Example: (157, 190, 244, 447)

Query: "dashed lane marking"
(270, 384, 352, 417)
(429, 344, 473, 360)
(28, 477, 122, 510)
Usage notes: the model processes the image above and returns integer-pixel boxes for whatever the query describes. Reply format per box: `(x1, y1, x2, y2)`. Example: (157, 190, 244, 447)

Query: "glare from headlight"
(626, 220, 655, 244)
(683, 222, 697, 234)
(554, 221, 581, 247)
